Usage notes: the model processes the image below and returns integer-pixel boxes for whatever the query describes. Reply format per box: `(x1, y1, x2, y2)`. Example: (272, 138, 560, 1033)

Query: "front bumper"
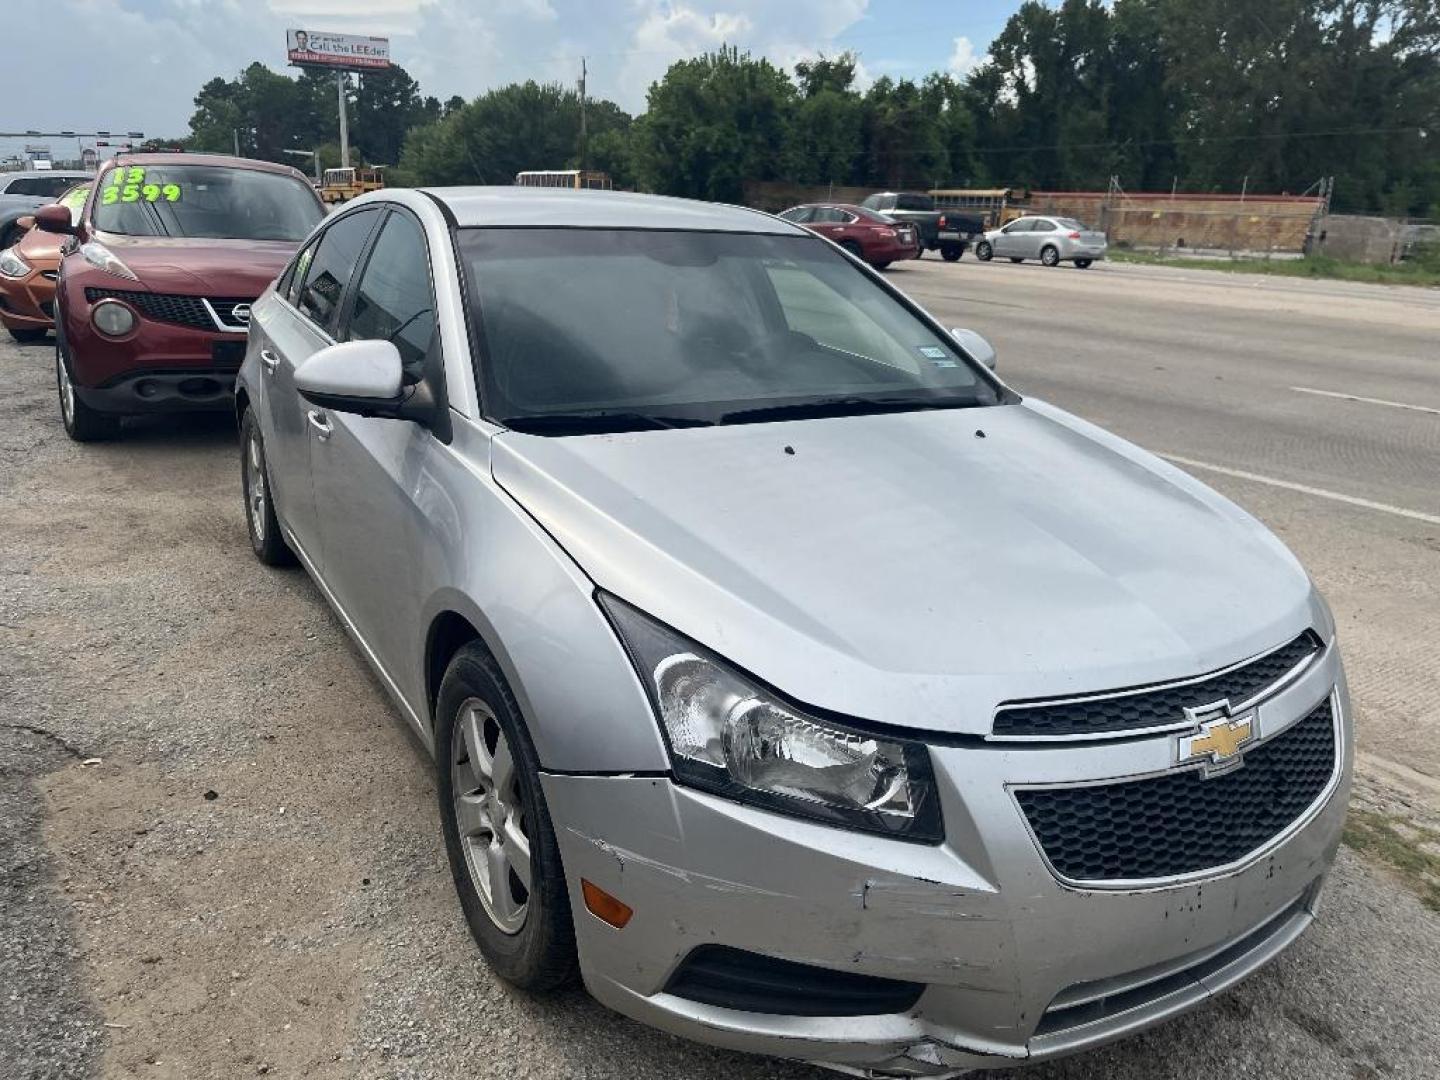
(0, 267, 57, 329)
(545, 648, 1349, 1076)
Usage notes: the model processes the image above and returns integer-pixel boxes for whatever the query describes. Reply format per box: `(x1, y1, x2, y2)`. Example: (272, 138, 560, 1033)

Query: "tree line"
(184, 0, 1440, 216)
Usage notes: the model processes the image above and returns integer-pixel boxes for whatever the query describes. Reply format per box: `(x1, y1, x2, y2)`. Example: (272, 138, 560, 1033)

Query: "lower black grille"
(84, 288, 252, 333)
(1017, 699, 1336, 882)
(665, 945, 924, 1016)
(993, 631, 1322, 739)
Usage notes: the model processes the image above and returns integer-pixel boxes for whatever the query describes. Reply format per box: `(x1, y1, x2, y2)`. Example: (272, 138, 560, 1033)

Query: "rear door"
(260, 207, 384, 563)
(309, 208, 441, 695)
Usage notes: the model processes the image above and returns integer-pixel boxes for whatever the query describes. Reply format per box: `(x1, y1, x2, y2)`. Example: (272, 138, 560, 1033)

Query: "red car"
(36, 153, 324, 441)
(776, 203, 920, 268)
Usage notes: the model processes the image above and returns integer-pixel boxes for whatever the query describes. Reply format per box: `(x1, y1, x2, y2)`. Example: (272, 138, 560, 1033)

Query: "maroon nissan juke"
(38, 153, 324, 441)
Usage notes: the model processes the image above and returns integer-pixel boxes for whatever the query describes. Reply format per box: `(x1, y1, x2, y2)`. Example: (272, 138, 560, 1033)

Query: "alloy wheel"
(56, 348, 75, 428)
(245, 431, 267, 543)
(451, 698, 532, 934)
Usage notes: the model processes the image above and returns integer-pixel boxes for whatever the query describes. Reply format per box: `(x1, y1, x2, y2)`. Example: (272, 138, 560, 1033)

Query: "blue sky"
(4, 1, 1021, 164)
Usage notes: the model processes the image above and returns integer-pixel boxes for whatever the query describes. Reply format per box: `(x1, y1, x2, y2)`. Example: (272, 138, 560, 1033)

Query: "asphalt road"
(2, 259, 1438, 1080)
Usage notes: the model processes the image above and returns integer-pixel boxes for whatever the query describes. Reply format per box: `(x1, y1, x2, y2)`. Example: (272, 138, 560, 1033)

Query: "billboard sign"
(286, 29, 390, 70)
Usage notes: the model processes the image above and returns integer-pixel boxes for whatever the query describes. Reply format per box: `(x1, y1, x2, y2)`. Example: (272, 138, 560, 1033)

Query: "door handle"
(306, 410, 332, 440)
(260, 348, 279, 375)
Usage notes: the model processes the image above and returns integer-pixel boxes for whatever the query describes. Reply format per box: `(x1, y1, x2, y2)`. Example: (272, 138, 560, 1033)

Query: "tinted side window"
(813, 207, 847, 224)
(779, 207, 813, 223)
(1032, 220, 1056, 232)
(344, 213, 436, 370)
(298, 210, 379, 332)
(1006, 220, 1034, 233)
(895, 194, 934, 212)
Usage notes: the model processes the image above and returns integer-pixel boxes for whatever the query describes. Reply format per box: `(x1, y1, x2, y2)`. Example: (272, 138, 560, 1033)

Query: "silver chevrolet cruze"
(237, 187, 1350, 1077)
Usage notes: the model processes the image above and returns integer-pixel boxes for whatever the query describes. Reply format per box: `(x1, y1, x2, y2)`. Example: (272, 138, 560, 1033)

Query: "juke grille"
(84, 288, 251, 332)
(1016, 698, 1336, 882)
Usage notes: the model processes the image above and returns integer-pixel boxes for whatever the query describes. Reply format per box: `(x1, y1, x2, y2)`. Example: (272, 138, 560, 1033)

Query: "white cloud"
(947, 35, 986, 78)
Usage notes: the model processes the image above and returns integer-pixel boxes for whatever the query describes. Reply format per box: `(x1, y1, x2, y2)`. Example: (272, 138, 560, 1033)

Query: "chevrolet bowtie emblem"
(1176, 706, 1256, 776)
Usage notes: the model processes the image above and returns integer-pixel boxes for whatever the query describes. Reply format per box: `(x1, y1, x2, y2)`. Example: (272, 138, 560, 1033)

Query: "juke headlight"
(0, 246, 30, 279)
(600, 594, 943, 842)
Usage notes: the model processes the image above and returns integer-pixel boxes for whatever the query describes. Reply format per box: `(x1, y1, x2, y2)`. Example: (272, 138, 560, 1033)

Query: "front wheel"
(1075, 259, 1093, 269)
(1041, 245, 1061, 267)
(975, 241, 993, 262)
(56, 337, 119, 442)
(8, 326, 48, 344)
(240, 410, 295, 566)
(437, 643, 577, 991)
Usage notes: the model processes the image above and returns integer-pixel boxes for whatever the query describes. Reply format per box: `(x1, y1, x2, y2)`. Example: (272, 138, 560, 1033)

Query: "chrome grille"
(992, 631, 1322, 739)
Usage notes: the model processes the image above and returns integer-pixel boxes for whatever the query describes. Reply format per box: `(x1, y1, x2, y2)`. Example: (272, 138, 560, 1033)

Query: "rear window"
(1054, 218, 1090, 231)
(895, 194, 934, 212)
(5, 176, 85, 198)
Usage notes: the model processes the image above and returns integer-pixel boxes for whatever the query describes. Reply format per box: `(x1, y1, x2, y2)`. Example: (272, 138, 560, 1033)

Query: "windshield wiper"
(718, 395, 983, 425)
(502, 410, 712, 435)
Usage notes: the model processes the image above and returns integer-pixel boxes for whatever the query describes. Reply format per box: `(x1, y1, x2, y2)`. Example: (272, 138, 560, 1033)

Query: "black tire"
(839, 240, 863, 260)
(240, 409, 295, 566)
(975, 241, 993, 262)
(1041, 245, 1060, 267)
(8, 326, 49, 344)
(437, 643, 577, 991)
(941, 245, 963, 262)
(1075, 259, 1093, 269)
(55, 333, 120, 442)
(872, 260, 893, 271)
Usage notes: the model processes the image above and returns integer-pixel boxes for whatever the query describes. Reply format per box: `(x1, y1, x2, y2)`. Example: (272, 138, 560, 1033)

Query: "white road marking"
(1162, 454, 1440, 526)
(1291, 385, 1440, 416)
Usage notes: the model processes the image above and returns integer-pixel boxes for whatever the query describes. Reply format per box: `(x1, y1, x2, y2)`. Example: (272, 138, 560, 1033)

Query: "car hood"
(492, 401, 1324, 736)
(15, 226, 63, 266)
(89, 233, 298, 296)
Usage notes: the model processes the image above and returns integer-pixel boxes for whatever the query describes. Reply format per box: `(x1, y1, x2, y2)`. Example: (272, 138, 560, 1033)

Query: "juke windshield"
(460, 228, 1002, 433)
(92, 164, 322, 242)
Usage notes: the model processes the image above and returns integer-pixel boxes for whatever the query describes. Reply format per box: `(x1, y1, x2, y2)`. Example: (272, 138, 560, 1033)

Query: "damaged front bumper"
(541, 657, 1350, 1077)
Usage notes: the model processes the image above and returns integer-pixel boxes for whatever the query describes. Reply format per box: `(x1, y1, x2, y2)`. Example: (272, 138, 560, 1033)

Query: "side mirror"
(294, 338, 452, 442)
(15, 215, 35, 231)
(34, 204, 76, 235)
(950, 327, 997, 371)
(296, 339, 404, 409)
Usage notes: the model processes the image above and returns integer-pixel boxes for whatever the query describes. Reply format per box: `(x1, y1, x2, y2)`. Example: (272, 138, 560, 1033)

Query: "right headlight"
(0, 246, 29, 279)
(600, 593, 943, 843)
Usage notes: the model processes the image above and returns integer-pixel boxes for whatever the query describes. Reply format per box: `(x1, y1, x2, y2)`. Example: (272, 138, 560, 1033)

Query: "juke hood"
(492, 399, 1325, 737)
(88, 233, 297, 297)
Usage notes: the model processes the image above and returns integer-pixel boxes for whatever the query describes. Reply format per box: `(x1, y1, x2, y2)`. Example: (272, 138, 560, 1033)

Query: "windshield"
(92, 164, 322, 241)
(460, 228, 1000, 432)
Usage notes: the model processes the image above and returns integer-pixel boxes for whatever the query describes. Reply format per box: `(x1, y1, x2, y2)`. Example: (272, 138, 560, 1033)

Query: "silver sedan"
(236, 187, 1348, 1078)
(975, 214, 1109, 267)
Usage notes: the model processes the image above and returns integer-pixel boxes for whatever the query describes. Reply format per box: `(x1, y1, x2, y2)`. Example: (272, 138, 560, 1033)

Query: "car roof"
(423, 186, 803, 234)
(3, 170, 90, 180)
(107, 152, 311, 182)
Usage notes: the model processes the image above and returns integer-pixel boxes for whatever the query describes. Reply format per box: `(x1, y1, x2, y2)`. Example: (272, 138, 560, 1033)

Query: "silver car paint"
(986, 216, 1109, 263)
(239, 187, 1349, 1077)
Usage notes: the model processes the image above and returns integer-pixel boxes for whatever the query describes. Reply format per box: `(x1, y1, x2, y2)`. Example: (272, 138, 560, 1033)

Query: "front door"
(309, 209, 441, 708)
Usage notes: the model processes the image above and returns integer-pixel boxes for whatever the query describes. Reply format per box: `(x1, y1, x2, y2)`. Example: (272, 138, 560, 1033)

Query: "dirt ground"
(3, 260, 1440, 1080)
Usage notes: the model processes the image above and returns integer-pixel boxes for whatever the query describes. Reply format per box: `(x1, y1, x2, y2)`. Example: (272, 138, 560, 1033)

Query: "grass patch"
(1111, 249, 1440, 287)
(1342, 809, 1440, 912)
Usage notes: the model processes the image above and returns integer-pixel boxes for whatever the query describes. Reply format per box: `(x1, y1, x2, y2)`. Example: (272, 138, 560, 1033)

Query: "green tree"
(634, 46, 796, 202)
(398, 81, 630, 186)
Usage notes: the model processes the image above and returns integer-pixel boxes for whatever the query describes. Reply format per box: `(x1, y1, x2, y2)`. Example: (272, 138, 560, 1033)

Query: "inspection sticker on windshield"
(100, 167, 182, 206)
(919, 345, 957, 367)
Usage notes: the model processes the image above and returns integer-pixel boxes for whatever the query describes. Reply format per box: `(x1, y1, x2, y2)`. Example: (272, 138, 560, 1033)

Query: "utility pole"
(577, 56, 588, 170)
(337, 70, 350, 169)
(233, 128, 241, 157)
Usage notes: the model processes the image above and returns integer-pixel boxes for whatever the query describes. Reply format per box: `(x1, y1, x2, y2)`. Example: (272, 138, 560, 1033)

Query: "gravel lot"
(3, 260, 1439, 1080)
